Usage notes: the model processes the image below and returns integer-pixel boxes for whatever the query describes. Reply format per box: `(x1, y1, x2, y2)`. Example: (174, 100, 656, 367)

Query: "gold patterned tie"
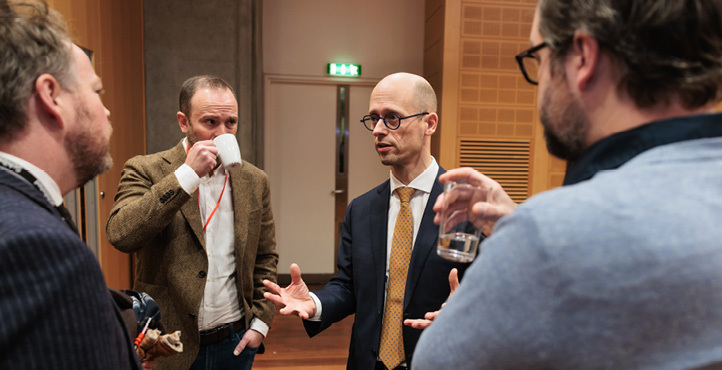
(379, 186, 415, 369)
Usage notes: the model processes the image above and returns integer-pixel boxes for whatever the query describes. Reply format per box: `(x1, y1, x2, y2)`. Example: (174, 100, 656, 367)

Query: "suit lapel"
(404, 167, 444, 309)
(165, 141, 206, 250)
(371, 181, 390, 312)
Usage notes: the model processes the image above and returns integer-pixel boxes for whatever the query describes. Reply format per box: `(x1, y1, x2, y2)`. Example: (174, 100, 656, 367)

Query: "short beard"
(539, 68, 589, 162)
(65, 105, 113, 186)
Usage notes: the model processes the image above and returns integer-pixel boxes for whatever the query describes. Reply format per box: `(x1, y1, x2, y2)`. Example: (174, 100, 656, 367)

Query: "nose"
(104, 106, 110, 118)
(371, 118, 388, 136)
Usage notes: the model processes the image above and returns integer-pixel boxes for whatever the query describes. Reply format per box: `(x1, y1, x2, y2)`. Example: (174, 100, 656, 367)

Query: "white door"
(265, 78, 387, 275)
(348, 86, 389, 201)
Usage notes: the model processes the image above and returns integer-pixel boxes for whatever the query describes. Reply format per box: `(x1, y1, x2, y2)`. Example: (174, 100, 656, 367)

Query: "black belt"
(199, 320, 244, 345)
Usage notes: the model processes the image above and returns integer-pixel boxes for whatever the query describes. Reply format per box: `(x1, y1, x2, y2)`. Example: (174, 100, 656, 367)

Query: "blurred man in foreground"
(0, 0, 140, 368)
(415, 0, 722, 368)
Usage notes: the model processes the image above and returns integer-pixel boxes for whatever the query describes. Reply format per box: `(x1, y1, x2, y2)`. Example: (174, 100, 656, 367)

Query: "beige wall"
(264, 0, 425, 79)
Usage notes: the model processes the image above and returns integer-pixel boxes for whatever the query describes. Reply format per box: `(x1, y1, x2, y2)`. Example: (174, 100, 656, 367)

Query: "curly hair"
(538, 0, 722, 109)
(0, 0, 74, 140)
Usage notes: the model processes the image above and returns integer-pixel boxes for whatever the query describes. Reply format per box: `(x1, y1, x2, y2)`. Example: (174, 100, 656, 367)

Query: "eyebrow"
(200, 114, 238, 121)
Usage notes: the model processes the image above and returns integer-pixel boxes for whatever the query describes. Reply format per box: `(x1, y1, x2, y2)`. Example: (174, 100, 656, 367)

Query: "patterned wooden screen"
(458, 138, 531, 203)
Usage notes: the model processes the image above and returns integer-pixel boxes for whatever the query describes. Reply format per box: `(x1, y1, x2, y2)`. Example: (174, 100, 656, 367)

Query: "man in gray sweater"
(414, 0, 722, 368)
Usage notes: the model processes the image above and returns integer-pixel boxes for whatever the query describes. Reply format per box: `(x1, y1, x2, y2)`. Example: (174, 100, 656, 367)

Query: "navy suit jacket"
(0, 170, 140, 369)
(304, 167, 471, 369)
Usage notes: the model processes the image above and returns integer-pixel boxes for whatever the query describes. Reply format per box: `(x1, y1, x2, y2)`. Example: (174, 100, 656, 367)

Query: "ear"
(568, 31, 600, 91)
(177, 111, 189, 134)
(34, 73, 65, 128)
(424, 112, 438, 136)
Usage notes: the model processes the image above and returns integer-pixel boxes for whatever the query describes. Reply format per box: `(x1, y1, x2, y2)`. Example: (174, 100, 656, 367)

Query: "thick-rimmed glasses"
(515, 42, 548, 85)
(360, 112, 429, 131)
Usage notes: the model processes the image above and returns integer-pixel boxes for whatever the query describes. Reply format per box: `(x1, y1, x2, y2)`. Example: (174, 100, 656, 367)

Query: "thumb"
(290, 263, 303, 286)
(449, 268, 460, 294)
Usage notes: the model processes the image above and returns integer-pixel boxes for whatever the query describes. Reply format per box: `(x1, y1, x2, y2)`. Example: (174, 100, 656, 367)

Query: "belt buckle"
(200, 325, 224, 336)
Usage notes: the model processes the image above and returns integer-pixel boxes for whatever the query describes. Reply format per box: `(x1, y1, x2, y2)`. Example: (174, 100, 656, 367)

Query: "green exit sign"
(327, 63, 361, 77)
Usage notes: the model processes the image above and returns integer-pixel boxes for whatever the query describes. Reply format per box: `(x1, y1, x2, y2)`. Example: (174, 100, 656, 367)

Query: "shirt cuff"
(174, 164, 200, 194)
(307, 292, 322, 321)
(249, 317, 269, 337)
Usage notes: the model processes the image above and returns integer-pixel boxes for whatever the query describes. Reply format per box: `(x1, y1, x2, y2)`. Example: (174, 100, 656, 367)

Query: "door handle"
(332, 189, 345, 194)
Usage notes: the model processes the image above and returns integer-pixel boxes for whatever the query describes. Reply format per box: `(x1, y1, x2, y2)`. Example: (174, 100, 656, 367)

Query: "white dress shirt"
(175, 139, 269, 337)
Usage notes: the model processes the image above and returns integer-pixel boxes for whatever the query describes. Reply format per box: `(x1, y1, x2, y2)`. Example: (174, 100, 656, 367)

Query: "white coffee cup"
(213, 133, 242, 169)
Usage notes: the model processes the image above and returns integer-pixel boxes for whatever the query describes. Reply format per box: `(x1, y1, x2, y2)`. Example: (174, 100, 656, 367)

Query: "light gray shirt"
(414, 137, 722, 369)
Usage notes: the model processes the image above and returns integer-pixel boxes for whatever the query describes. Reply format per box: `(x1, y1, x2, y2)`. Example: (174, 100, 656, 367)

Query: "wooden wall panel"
(49, 0, 145, 289)
(426, 0, 563, 202)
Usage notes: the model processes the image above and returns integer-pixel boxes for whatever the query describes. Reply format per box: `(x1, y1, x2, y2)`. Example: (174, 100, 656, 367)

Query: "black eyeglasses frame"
(360, 112, 429, 131)
(515, 42, 549, 86)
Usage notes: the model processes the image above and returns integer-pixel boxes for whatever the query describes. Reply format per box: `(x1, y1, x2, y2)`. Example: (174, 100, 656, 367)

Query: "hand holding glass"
(437, 182, 486, 263)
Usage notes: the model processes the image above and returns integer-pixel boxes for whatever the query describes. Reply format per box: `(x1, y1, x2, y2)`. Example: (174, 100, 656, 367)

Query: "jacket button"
(198, 270, 206, 278)
(189, 313, 197, 319)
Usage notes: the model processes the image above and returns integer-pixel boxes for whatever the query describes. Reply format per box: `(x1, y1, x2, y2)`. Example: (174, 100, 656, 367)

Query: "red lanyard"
(186, 144, 229, 232)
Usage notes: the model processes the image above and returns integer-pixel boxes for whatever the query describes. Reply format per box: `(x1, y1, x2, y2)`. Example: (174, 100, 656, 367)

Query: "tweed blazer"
(106, 140, 278, 370)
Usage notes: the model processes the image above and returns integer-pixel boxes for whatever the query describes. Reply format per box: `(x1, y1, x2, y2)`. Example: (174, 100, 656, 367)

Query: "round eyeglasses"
(360, 112, 429, 131)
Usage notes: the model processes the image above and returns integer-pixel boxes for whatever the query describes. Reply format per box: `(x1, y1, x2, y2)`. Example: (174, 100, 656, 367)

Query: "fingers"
(471, 202, 514, 222)
(279, 306, 310, 320)
(448, 268, 459, 294)
(233, 337, 248, 356)
(263, 279, 281, 293)
(186, 140, 219, 177)
(263, 291, 286, 308)
(234, 330, 263, 355)
(438, 168, 485, 187)
(403, 318, 432, 330)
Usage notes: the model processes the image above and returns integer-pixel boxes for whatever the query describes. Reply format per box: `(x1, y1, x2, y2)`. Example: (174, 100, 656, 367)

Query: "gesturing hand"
(263, 263, 317, 320)
(403, 268, 459, 330)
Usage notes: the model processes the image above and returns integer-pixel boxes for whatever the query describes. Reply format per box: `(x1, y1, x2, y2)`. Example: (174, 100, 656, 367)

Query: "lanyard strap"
(185, 144, 228, 232)
(0, 159, 79, 234)
(201, 171, 228, 232)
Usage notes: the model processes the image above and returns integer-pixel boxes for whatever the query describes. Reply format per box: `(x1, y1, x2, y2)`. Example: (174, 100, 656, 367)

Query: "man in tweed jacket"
(107, 75, 278, 370)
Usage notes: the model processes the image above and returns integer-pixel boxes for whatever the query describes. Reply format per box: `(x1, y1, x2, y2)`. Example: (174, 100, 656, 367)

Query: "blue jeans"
(190, 325, 259, 370)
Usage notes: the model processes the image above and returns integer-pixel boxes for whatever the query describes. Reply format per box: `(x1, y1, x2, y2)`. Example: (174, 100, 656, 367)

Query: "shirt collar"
(390, 157, 438, 195)
(0, 151, 64, 206)
(564, 112, 722, 186)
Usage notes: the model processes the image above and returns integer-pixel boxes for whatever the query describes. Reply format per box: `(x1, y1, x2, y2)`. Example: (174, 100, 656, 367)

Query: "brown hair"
(178, 75, 235, 117)
(0, 0, 74, 140)
(538, 0, 722, 108)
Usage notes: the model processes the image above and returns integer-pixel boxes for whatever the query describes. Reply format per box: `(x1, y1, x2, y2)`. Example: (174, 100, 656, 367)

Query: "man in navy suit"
(0, 1, 140, 368)
(263, 72, 469, 369)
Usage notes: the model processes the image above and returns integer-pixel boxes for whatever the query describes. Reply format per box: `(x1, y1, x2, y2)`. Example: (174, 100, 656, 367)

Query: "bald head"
(373, 73, 437, 113)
